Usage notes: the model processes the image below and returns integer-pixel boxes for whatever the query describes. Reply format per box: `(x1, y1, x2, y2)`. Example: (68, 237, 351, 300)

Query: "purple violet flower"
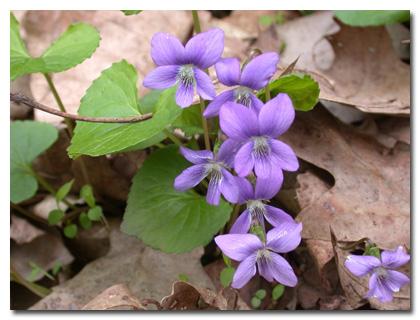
(345, 246, 410, 302)
(230, 176, 296, 234)
(174, 142, 239, 206)
(215, 222, 302, 289)
(219, 93, 299, 180)
(203, 53, 279, 118)
(143, 28, 224, 108)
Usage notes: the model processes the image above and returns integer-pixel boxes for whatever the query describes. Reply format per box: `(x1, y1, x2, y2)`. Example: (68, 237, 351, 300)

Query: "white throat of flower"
(177, 64, 195, 87)
(234, 86, 253, 107)
(247, 199, 266, 227)
(256, 248, 272, 262)
(204, 161, 223, 185)
(374, 266, 389, 279)
(252, 136, 270, 159)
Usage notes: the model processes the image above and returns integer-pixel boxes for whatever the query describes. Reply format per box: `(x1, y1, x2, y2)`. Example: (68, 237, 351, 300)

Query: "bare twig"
(10, 93, 153, 124)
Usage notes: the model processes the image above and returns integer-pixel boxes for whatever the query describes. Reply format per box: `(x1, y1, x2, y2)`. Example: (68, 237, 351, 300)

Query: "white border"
(2, 1, 418, 319)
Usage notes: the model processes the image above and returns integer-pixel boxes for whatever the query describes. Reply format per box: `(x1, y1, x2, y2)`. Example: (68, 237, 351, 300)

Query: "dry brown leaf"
(255, 11, 410, 115)
(10, 215, 45, 244)
(282, 107, 410, 250)
(30, 220, 215, 310)
(18, 10, 192, 124)
(11, 233, 74, 282)
(82, 284, 146, 310)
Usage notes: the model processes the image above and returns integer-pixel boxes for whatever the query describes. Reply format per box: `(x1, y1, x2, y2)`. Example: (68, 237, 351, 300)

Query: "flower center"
(256, 249, 271, 261)
(204, 161, 223, 182)
(375, 267, 388, 279)
(177, 64, 195, 87)
(252, 136, 270, 158)
(247, 200, 266, 230)
(234, 87, 253, 107)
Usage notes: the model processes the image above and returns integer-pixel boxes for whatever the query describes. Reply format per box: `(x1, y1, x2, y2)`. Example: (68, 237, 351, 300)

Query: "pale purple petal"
(220, 168, 239, 204)
(203, 90, 235, 118)
(255, 173, 283, 200)
(215, 57, 241, 86)
(270, 139, 299, 172)
(230, 209, 252, 234)
(254, 153, 272, 179)
(185, 28, 224, 69)
(384, 270, 410, 292)
(381, 246, 410, 269)
(174, 164, 207, 191)
(345, 255, 381, 277)
(234, 176, 254, 203)
(206, 173, 222, 205)
(257, 257, 273, 282)
(366, 273, 394, 302)
(216, 138, 241, 167)
(150, 33, 185, 66)
(180, 146, 213, 164)
(264, 205, 295, 227)
(267, 222, 303, 253)
(214, 234, 262, 261)
(175, 81, 194, 108)
(143, 65, 179, 89)
(263, 252, 298, 287)
(220, 102, 259, 140)
(234, 141, 255, 177)
(259, 94, 295, 137)
(240, 52, 279, 90)
(194, 67, 216, 100)
(250, 94, 264, 114)
(232, 254, 257, 289)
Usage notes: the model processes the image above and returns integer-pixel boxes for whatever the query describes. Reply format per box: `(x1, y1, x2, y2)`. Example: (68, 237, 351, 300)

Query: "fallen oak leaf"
(82, 284, 146, 310)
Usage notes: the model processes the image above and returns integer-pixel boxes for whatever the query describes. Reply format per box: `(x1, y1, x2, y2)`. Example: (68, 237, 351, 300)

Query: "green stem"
(43, 73, 91, 185)
(192, 10, 202, 33)
(11, 264, 51, 298)
(31, 169, 76, 210)
(191, 11, 212, 151)
(199, 99, 211, 150)
(163, 129, 183, 147)
(265, 84, 271, 102)
(43, 73, 74, 136)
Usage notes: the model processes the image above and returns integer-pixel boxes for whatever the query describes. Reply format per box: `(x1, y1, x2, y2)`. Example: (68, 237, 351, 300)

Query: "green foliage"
(335, 10, 410, 27)
(80, 185, 95, 208)
(364, 243, 381, 258)
(27, 262, 54, 282)
(10, 13, 100, 80)
(68, 61, 182, 157)
(255, 289, 267, 300)
(259, 12, 285, 27)
(63, 224, 78, 239)
(121, 10, 142, 16)
(87, 206, 103, 221)
(178, 273, 189, 282)
(48, 209, 65, 226)
(11, 121, 58, 203)
(51, 261, 62, 276)
(121, 146, 232, 253)
(260, 73, 320, 111)
(272, 284, 285, 300)
(173, 104, 204, 136)
(220, 267, 235, 288)
(251, 296, 262, 309)
(222, 254, 232, 267)
(79, 212, 92, 229)
(55, 179, 74, 203)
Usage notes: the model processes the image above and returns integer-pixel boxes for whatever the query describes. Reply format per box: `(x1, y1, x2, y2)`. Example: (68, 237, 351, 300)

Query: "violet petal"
(240, 52, 279, 90)
(231, 253, 257, 289)
(267, 222, 303, 253)
(185, 28, 224, 69)
(150, 32, 185, 66)
(174, 164, 207, 191)
(214, 233, 262, 261)
(344, 255, 381, 277)
(215, 57, 241, 86)
(259, 93, 295, 137)
(194, 67, 216, 100)
(143, 65, 179, 89)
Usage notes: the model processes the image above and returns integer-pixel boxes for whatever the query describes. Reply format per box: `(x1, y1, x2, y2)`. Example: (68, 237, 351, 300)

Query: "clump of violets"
(143, 28, 224, 108)
(345, 246, 410, 303)
(157, 26, 301, 290)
